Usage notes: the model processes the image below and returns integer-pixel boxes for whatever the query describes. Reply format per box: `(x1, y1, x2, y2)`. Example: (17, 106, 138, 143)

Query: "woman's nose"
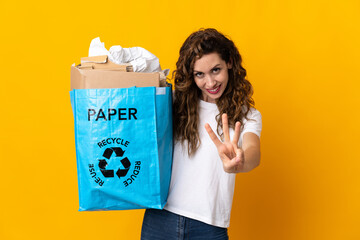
(205, 75, 216, 88)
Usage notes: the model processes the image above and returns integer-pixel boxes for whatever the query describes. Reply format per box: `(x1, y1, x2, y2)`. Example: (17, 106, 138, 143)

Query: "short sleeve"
(241, 108, 262, 139)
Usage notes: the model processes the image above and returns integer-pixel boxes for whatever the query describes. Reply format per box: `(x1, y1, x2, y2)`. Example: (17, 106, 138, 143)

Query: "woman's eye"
(212, 68, 220, 73)
(195, 72, 203, 78)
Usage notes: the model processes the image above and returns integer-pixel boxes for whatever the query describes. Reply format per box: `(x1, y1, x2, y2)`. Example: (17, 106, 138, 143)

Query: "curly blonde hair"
(173, 28, 255, 156)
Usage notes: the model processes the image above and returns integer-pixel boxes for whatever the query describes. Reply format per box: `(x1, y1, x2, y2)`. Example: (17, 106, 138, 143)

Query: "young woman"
(141, 28, 262, 240)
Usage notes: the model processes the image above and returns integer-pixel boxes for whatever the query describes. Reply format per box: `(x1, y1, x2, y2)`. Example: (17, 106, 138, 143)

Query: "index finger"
(205, 123, 222, 148)
(222, 113, 230, 142)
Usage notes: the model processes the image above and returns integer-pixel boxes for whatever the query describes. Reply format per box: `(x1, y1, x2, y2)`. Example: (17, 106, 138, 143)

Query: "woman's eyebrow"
(194, 64, 222, 73)
(211, 64, 221, 69)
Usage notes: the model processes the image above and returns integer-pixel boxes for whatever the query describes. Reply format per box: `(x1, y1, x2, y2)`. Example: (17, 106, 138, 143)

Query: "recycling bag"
(70, 86, 173, 211)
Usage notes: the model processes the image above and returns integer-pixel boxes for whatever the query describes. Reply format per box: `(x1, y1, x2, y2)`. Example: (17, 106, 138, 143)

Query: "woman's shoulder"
(241, 106, 262, 137)
(242, 106, 262, 120)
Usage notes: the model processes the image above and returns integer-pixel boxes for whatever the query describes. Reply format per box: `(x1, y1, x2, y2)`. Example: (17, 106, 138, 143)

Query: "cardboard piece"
(80, 55, 133, 72)
(71, 66, 160, 90)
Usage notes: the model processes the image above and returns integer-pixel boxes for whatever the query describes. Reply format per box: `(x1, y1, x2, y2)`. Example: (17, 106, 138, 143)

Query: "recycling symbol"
(98, 147, 131, 178)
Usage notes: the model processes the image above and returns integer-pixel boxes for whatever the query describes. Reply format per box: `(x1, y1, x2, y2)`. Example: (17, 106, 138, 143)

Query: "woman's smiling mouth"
(206, 84, 221, 94)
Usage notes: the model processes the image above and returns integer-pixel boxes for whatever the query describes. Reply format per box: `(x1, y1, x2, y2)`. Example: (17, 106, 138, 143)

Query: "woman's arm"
(240, 132, 261, 173)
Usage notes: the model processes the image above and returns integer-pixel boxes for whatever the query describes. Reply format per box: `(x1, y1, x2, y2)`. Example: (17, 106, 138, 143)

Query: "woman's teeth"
(207, 85, 221, 94)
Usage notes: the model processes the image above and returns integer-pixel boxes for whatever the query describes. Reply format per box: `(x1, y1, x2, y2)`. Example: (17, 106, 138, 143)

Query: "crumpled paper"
(88, 37, 169, 76)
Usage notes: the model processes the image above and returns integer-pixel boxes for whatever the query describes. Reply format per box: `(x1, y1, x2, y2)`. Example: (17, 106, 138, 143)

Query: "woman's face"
(193, 52, 232, 103)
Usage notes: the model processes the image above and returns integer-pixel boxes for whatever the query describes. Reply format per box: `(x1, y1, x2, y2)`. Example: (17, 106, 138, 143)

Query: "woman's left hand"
(205, 113, 245, 173)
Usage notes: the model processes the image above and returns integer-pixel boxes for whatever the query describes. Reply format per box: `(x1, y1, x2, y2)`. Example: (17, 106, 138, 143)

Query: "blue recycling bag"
(70, 86, 173, 211)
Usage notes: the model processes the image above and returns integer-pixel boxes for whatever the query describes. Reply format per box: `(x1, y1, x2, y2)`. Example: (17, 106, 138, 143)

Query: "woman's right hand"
(205, 113, 245, 173)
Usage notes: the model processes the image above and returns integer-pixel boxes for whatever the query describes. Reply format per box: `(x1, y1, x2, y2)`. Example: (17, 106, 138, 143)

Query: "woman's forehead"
(193, 53, 225, 71)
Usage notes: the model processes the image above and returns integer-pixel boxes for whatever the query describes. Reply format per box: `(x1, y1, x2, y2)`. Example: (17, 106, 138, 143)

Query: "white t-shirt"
(164, 100, 262, 228)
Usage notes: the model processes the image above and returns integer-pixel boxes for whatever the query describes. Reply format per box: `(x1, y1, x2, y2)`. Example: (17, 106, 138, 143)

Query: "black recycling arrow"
(98, 159, 114, 177)
(116, 157, 131, 178)
(103, 147, 125, 159)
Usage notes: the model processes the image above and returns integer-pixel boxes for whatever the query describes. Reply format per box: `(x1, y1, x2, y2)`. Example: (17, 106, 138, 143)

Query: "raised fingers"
(232, 121, 241, 145)
(222, 113, 230, 142)
(205, 123, 222, 148)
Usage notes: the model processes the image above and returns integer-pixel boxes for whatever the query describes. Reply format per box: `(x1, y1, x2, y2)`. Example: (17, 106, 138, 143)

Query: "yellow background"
(0, 0, 359, 239)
